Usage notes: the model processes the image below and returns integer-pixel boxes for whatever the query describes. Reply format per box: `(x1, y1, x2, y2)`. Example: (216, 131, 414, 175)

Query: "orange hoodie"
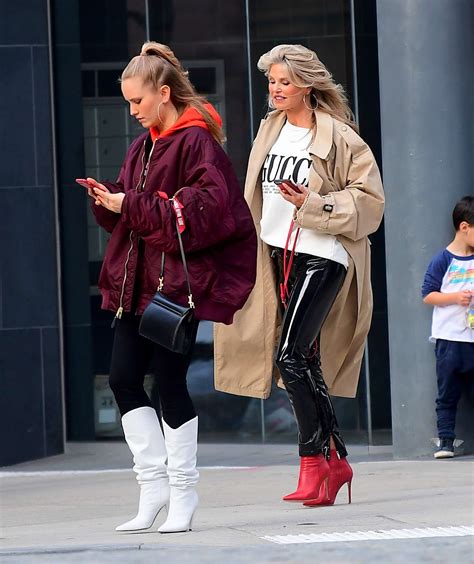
(150, 103, 222, 142)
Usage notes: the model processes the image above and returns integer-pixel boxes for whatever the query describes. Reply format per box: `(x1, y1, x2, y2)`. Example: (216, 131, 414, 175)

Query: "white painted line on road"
(201, 466, 257, 470)
(262, 525, 474, 544)
(0, 466, 255, 478)
(0, 469, 130, 477)
(357, 458, 473, 465)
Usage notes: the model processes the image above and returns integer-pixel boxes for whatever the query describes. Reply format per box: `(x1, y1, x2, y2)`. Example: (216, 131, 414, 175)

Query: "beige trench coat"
(213, 110, 385, 399)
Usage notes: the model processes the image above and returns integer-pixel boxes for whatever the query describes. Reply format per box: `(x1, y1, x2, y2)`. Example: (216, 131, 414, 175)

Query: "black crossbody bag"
(139, 217, 197, 355)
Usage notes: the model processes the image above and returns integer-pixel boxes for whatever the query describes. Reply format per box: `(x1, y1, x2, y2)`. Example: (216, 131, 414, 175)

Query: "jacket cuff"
(120, 193, 133, 227)
(294, 192, 335, 230)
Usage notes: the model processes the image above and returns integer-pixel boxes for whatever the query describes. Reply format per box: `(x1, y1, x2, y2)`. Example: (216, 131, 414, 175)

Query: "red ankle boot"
(304, 449, 352, 506)
(283, 455, 330, 502)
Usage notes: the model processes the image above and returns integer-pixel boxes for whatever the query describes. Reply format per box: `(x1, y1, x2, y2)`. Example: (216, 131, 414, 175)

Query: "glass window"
(75, 0, 371, 446)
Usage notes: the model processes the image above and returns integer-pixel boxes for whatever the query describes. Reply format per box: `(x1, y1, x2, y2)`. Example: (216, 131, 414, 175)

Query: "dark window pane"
(98, 70, 122, 97)
(188, 67, 216, 95)
(81, 70, 96, 97)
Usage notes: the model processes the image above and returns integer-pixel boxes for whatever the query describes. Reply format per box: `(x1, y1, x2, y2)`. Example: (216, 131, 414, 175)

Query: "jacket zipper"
(111, 140, 156, 327)
(134, 140, 147, 191)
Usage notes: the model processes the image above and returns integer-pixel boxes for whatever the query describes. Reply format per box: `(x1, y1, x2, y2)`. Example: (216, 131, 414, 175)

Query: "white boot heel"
(159, 489, 198, 533)
(115, 407, 170, 532)
(158, 417, 199, 534)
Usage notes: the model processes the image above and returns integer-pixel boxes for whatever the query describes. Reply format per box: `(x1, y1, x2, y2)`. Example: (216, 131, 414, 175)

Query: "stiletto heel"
(304, 450, 353, 507)
(322, 476, 329, 502)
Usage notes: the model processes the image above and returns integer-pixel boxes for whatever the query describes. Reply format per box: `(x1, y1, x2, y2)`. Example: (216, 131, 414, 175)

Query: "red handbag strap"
(158, 196, 194, 309)
(280, 220, 300, 307)
(278, 221, 318, 358)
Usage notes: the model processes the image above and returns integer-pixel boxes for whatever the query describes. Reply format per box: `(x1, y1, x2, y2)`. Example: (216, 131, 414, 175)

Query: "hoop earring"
(156, 102, 167, 123)
(156, 101, 164, 123)
(157, 101, 179, 125)
(303, 93, 319, 111)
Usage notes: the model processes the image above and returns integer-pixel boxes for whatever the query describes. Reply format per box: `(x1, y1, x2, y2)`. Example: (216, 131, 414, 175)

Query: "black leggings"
(273, 250, 347, 459)
(109, 312, 197, 428)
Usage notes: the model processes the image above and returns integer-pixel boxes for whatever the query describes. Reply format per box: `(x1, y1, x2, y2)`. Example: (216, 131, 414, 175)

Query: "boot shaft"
(121, 406, 168, 483)
(163, 416, 199, 488)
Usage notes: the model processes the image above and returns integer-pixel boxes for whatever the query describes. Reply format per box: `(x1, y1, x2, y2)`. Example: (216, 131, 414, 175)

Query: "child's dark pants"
(435, 339, 474, 439)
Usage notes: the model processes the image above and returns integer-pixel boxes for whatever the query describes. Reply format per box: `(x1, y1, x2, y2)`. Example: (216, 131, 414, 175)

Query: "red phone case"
(75, 179, 106, 192)
(75, 178, 91, 189)
(274, 179, 302, 194)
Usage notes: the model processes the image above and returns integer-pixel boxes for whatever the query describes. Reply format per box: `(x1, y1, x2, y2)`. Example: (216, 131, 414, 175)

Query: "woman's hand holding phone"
(274, 178, 302, 194)
(274, 178, 308, 208)
(75, 178, 93, 190)
(75, 177, 107, 201)
(85, 177, 125, 214)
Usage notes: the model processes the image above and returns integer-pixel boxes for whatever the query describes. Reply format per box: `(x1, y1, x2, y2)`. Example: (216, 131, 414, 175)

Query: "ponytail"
(122, 42, 224, 144)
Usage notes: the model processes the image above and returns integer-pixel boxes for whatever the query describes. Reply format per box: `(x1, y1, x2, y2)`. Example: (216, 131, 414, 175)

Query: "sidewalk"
(1, 442, 473, 563)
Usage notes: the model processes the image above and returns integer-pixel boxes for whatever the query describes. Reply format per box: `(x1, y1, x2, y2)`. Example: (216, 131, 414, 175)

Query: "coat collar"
(244, 109, 334, 204)
(262, 109, 333, 159)
(308, 110, 333, 159)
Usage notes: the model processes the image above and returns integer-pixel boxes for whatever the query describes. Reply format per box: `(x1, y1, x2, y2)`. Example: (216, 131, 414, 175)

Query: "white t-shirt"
(260, 121, 348, 268)
(421, 249, 474, 343)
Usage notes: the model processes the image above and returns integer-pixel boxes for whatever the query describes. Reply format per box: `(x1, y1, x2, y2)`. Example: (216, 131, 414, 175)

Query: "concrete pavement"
(1, 443, 473, 562)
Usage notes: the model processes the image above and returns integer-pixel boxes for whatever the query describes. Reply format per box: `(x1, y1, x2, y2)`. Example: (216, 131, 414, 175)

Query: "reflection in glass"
(77, 0, 371, 445)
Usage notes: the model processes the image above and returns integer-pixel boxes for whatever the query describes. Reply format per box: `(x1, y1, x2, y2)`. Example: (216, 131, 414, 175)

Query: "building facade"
(1, 0, 472, 466)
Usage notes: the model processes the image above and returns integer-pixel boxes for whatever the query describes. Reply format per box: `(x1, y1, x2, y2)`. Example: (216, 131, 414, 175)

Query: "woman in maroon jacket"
(85, 42, 256, 534)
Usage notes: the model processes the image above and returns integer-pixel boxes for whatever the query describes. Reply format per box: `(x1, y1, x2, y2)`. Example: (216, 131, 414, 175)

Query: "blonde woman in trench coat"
(214, 44, 384, 507)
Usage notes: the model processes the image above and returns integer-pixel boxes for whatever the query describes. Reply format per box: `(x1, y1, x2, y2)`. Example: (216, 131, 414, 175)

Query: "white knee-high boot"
(158, 417, 199, 533)
(116, 406, 169, 532)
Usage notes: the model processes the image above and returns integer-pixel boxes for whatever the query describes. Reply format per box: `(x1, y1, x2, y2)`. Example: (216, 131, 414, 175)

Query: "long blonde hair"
(258, 44, 358, 132)
(122, 42, 224, 144)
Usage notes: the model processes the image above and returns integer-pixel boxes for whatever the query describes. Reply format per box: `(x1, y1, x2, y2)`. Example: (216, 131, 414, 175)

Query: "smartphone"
(274, 178, 303, 194)
(75, 178, 92, 189)
(75, 178, 106, 192)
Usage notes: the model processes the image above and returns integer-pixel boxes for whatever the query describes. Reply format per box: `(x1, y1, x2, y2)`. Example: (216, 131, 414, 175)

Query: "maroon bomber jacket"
(92, 126, 257, 325)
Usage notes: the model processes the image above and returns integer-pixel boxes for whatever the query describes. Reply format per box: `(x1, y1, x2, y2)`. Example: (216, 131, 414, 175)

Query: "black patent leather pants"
(273, 249, 348, 459)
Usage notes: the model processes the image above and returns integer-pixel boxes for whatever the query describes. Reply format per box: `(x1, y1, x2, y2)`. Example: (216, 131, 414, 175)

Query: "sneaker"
(434, 438, 455, 459)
